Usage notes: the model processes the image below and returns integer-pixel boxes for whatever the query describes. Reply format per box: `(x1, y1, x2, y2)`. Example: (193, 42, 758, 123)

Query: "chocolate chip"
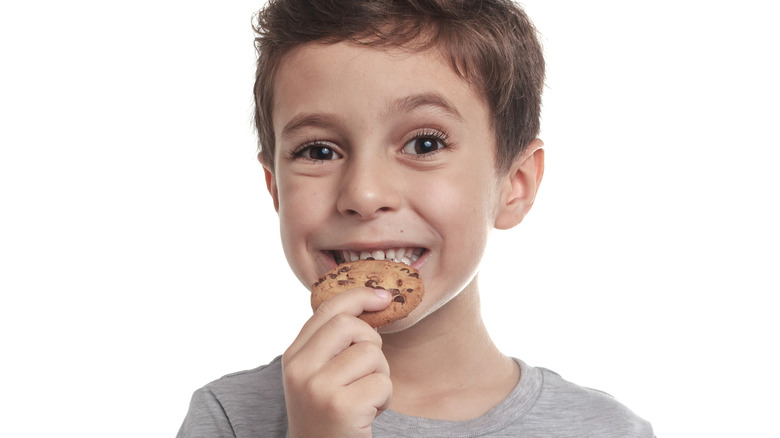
(339, 266, 351, 273)
(408, 273, 419, 278)
(337, 280, 354, 286)
(328, 273, 338, 279)
(388, 288, 400, 295)
(406, 288, 413, 293)
(400, 268, 410, 273)
(393, 296, 406, 304)
(397, 279, 403, 287)
(365, 279, 383, 289)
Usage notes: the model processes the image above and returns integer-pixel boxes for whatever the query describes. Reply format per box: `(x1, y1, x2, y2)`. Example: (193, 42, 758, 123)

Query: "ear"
(259, 154, 280, 212)
(494, 139, 545, 230)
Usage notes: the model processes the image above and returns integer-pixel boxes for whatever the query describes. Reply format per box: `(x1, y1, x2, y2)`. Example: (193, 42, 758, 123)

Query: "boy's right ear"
(259, 154, 280, 212)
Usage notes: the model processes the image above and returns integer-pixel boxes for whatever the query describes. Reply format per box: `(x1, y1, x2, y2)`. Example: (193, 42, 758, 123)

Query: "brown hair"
(253, 0, 545, 174)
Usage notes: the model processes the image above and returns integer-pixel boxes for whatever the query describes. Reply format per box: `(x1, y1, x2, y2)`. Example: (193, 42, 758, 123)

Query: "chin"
(376, 302, 434, 335)
(377, 318, 417, 335)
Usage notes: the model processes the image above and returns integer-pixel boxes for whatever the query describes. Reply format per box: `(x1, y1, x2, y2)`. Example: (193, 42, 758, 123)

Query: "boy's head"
(253, 0, 546, 332)
(253, 0, 545, 175)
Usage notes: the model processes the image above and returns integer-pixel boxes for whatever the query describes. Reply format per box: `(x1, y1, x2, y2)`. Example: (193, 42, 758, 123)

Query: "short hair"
(253, 0, 545, 174)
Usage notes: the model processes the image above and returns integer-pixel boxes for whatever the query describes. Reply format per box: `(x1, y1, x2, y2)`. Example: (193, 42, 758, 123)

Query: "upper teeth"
(338, 248, 424, 266)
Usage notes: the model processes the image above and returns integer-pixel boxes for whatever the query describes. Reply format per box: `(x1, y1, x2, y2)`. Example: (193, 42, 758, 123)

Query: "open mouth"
(332, 247, 426, 266)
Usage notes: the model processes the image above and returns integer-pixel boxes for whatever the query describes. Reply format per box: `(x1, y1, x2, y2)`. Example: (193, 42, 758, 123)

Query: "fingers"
(286, 287, 391, 363)
(282, 286, 393, 438)
(342, 371, 393, 415)
(319, 340, 390, 387)
(305, 341, 392, 417)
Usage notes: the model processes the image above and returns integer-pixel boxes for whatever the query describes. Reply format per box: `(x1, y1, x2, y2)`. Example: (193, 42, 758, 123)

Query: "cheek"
(277, 178, 330, 246)
(420, 172, 496, 234)
(414, 180, 495, 284)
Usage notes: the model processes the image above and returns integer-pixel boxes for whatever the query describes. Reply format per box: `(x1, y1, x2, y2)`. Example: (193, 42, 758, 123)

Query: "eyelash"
(290, 140, 340, 162)
(402, 129, 450, 158)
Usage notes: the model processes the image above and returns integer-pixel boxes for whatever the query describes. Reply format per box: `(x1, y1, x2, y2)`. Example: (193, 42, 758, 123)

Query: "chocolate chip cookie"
(311, 260, 425, 328)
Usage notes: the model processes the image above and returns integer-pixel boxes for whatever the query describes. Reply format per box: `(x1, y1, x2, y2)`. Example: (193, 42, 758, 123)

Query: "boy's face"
(265, 42, 531, 331)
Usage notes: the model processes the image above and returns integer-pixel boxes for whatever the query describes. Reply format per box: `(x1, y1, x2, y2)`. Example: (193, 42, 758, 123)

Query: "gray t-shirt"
(177, 356, 653, 437)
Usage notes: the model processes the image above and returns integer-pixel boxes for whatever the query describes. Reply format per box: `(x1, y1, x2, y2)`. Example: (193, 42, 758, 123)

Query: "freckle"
(400, 229, 404, 233)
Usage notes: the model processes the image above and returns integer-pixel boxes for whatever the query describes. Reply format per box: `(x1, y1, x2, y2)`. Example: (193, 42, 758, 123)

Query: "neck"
(381, 276, 520, 420)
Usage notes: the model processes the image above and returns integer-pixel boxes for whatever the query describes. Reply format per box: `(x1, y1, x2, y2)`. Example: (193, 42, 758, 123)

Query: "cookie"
(311, 260, 425, 328)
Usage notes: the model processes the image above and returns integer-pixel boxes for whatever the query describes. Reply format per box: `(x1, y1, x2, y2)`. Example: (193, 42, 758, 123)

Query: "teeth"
(337, 247, 424, 266)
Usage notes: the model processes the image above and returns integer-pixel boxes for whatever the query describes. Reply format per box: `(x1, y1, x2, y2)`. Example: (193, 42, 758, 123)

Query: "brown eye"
(402, 136, 446, 155)
(297, 145, 342, 161)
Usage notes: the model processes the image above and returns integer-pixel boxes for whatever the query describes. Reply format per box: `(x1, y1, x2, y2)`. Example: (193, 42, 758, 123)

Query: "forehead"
(271, 41, 491, 138)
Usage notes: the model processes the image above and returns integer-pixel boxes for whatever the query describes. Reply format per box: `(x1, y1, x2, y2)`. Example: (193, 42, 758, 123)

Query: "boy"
(178, 0, 654, 436)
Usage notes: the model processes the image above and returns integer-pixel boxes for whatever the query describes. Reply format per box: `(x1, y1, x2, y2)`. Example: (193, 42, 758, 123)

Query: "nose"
(336, 159, 401, 219)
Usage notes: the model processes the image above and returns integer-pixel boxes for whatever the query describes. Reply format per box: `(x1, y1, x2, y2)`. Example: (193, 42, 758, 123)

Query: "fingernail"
(375, 289, 390, 299)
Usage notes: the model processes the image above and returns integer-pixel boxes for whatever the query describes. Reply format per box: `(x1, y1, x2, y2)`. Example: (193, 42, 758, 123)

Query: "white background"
(1, 1, 777, 437)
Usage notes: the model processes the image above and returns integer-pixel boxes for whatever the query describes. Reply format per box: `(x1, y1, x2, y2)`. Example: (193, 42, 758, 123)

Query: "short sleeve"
(176, 387, 236, 438)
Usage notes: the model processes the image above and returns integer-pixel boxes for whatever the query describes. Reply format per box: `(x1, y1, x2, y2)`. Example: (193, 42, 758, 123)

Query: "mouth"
(331, 247, 426, 266)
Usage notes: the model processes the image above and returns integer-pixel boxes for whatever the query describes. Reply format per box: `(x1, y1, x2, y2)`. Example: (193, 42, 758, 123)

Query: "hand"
(283, 287, 393, 438)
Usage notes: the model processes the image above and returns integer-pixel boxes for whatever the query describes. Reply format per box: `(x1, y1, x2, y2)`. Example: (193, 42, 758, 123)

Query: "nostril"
(342, 206, 392, 218)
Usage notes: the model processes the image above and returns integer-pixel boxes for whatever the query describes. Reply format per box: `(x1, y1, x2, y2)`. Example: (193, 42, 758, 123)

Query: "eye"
(294, 144, 342, 161)
(402, 133, 448, 156)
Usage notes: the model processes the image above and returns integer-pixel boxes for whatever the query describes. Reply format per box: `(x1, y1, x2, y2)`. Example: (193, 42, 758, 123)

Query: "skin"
(262, 41, 544, 438)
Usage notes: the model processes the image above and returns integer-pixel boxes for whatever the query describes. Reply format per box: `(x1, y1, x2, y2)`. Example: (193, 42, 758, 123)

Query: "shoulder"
(532, 366, 654, 437)
(205, 355, 285, 402)
(178, 356, 287, 438)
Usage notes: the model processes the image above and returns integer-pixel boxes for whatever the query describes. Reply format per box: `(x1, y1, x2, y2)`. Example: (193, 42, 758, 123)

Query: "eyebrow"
(280, 112, 341, 138)
(279, 92, 463, 138)
(389, 92, 463, 122)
